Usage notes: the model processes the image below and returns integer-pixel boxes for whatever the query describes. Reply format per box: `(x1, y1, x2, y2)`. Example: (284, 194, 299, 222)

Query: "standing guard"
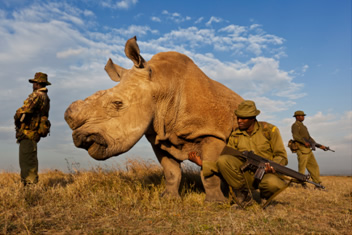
(14, 72, 51, 186)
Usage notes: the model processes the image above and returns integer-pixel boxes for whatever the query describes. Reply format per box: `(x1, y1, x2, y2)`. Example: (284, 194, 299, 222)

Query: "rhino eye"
(112, 101, 123, 110)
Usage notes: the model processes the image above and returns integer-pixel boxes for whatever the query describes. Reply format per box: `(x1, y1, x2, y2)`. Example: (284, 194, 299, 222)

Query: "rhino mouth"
(73, 132, 109, 160)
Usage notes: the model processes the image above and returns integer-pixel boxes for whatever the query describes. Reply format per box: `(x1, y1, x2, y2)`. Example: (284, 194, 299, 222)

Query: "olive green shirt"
(291, 120, 315, 145)
(228, 121, 288, 165)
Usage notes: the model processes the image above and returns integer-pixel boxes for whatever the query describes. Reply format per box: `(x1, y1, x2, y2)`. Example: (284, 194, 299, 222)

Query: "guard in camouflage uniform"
(291, 111, 324, 188)
(14, 72, 51, 186)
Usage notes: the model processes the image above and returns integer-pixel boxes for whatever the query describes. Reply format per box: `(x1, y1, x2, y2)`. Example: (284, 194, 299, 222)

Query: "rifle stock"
(221, 146, 325, 189)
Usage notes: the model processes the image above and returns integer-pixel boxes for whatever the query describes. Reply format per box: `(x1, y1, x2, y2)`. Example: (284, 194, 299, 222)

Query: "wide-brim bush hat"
(29, 72, 51, 85)
(293, 110, 306, 117)
(235, 100, 260, 118)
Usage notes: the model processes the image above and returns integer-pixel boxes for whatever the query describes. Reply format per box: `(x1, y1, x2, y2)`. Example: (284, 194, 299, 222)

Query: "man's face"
(296, 115, 305, 122)
(32, 82, 41, 91)
(237, 117, 256, 131)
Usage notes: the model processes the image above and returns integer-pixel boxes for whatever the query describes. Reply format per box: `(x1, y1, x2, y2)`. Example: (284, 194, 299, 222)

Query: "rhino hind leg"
(152, 145, 181, 198)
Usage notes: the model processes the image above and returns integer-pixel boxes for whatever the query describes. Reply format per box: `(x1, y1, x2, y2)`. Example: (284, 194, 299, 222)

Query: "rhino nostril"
(65, 100, 90, 130)
(79, 135, 94, 150)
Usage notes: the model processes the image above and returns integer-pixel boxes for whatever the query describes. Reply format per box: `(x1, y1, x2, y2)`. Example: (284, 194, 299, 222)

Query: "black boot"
(231, 186, 253, 208)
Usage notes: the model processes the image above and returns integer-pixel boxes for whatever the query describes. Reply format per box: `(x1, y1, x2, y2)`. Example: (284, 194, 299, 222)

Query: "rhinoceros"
(65, 36, 243, 202)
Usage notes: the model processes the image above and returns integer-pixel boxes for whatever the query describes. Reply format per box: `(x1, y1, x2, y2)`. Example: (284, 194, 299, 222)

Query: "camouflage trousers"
(217, 154, 286, 199)
(19, 139, 38, 185)
(297, 150, 321, 184)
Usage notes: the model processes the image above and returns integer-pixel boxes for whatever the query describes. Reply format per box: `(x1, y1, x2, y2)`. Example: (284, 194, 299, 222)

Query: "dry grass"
(0, 158, 351, 234)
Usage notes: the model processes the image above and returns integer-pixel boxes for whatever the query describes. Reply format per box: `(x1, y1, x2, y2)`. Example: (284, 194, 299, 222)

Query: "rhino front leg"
(151, 144, 181, 198)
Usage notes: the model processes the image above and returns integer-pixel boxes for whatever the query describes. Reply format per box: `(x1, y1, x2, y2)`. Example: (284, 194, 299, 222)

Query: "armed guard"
(291, 110, 325, 189)
(14, 72, 51, 186)
(189, 100, 288, 207)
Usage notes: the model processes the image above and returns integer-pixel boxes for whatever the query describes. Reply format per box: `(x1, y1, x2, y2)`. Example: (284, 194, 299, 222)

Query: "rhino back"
(148, 52, 243, 142)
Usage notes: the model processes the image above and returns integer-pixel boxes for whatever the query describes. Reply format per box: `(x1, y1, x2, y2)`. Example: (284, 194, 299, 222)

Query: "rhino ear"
(104, 58, 126, 82)
(124, 36, 146, 68)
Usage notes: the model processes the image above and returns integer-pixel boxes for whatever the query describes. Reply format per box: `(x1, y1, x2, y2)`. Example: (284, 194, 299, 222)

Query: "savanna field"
(0, 159, 351, 234)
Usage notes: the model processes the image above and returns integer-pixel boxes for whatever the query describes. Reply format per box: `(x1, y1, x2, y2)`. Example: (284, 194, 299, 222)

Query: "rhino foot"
(160, 190, 181, 199)
(204, 193, 227, 203)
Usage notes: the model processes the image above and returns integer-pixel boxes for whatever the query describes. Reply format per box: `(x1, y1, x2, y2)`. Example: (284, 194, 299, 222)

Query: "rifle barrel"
(307, 180, 325, 189)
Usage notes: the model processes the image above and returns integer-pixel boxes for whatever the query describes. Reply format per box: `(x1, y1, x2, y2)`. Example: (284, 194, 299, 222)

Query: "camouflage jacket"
(14, 88, 50, 142)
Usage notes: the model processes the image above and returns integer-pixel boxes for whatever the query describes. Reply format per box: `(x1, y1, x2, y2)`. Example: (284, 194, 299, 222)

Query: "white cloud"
(247, 33, 284, 55)
(101, 0, 138, 9)
(205, 16, 223, 26)
(145, 23, 285, 60)
(0, 126, 13, 134)
(83, 9, 95, 17)
(344, 133, 352, 142)
(219, 24, 246, 36)
(195, 17, 203, 24)
(302, 64, 309, 73)
(0, 9, 6, 19)
(252, 96, 296, 114)
(151, 16, 161, 22)
(190, 55, 305, 100)
(161, 10, 191, 23)
(56, 48, 86, 58)
(117, 0, 138, 9)
(249, 24, 261, 30)
(112, 25, 159, 37)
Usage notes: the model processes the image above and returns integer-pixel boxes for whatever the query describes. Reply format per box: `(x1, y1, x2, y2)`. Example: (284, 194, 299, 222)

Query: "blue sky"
(0, 0, 351, 175)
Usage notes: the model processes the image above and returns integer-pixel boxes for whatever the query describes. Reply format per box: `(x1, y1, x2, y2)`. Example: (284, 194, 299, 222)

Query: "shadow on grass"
(45, 173, 75, 188)
(43, 158, 215, 196)
(119, 159, 206, 195)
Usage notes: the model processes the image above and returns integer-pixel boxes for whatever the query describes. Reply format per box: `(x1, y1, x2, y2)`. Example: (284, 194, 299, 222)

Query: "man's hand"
(264, 162, 276, 173)
(304, 142, 311, 148)
(188, 152, 202, 166)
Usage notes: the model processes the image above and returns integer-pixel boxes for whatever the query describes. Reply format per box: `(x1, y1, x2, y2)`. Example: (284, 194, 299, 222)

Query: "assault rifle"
(304, 138, 335, 152)
(221, 146, 325, 189)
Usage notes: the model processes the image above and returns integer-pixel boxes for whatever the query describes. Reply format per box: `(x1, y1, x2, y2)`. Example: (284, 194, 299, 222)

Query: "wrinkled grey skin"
(65, 36, 243, 202)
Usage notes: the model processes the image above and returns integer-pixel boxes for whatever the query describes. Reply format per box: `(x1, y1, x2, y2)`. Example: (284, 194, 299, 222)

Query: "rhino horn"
(104, 58, 126, 82)
(124, 36, 146, 68)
